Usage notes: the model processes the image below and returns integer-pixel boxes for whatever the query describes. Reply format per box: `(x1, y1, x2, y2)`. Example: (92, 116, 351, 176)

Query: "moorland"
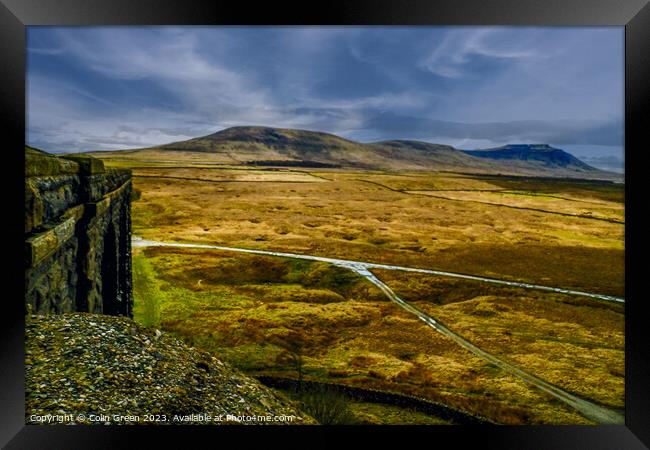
(89, 126, 624, 424)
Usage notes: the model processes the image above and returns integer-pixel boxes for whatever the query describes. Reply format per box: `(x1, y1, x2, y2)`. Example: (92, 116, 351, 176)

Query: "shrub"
(303, 263, 360, 296)
(295, 385, 357, 425)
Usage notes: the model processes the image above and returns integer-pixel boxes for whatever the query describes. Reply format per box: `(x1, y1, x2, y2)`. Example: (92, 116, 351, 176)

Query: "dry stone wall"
(25, 147, 133, 317)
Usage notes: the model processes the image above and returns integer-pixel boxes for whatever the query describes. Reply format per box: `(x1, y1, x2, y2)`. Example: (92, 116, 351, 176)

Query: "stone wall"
(25, 147, 133, 317)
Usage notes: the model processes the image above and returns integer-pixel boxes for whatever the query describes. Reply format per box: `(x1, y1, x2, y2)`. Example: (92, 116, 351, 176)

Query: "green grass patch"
(132, 252, 162, 327)
(349, 401, 454, 425)
(130, 246, 601, 424)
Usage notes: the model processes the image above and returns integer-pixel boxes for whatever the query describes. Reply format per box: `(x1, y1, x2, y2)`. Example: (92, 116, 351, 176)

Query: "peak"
(202, 126, 361, 148)
(374, 140, 458, 151)
(464, 144, 596, 171)
(210, 125, 283, 137)
(203, 126, 295, 146)
(210, 125, 331, 138)
(500, 144, 556, 152)
(219, 125, 278, 133)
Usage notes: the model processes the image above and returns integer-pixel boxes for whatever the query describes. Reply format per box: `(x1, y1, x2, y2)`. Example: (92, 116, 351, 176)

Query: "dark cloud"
(26, 26, 623, 161)
(361, 112, 622, 147)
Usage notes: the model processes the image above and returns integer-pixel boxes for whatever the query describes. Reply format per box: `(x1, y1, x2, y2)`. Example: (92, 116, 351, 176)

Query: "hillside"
(370, 140, 498, 170)
(154, 126, 471, 170)
(25, 313, 315, 425)
(85, 126, 621, 180)
(463, 144, 596, 171)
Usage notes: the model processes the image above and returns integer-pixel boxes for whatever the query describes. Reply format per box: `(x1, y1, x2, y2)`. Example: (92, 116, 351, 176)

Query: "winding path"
(132, 238, 623, 304)
(132, 237, 625, 424)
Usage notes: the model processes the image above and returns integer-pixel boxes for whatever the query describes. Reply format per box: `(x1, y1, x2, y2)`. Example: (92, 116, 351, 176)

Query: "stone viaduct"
(25, 146, 133, 317)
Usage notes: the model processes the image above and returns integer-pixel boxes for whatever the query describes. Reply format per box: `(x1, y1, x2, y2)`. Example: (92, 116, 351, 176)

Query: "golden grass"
(347, 401, 454, 425)
(90, 149, 238, 164)
(116, 157, 625, 424)
(130, 166, 326, 183)
(405, 190, 624, 223)
(127, 165, 624, 296)
(132, 247, 594, 424)
(372, 269, 624, 409)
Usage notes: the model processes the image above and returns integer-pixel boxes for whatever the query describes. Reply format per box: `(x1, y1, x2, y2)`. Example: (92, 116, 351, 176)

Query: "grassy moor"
(92, 127, 624, 424)
(25, 26, 626, 428)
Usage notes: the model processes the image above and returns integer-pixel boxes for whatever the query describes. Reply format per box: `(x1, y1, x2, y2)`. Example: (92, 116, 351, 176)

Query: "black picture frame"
(3, 0, 648, 448)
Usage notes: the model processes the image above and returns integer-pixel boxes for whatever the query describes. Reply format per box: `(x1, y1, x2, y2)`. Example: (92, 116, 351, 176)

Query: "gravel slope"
(25, 313, 315, 425)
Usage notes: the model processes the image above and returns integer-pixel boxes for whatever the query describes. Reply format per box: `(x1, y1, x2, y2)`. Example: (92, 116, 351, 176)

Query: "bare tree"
(270, 328, 307, 390)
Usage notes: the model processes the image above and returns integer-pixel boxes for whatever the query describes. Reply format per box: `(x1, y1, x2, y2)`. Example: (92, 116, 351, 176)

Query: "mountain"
(462, 144, 596, 171)
(158, 126, 377, 167)
(143, 126, 498, 171)
(162, 125, 360, 155)
(86, 126, 620, 180)
(369, 139, 501, 170)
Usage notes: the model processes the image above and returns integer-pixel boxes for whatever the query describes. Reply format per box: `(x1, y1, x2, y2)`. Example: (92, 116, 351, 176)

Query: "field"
(105, 156, 624, 424)
(372, 270, 624, 409)
(132, 247, 591, 424)
(123, 163, 624, 296)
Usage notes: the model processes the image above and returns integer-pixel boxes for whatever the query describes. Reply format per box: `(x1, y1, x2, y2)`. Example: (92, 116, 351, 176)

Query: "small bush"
(294, 386, 357, 425)
(303, 263, 360, 296)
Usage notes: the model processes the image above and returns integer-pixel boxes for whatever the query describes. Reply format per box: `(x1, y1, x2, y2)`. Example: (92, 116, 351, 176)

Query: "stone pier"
(25, 147, 133, 316)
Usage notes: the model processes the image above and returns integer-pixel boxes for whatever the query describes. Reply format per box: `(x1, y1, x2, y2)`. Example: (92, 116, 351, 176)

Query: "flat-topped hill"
(84, 126, 622, 181)
(463, 144, 596, 171)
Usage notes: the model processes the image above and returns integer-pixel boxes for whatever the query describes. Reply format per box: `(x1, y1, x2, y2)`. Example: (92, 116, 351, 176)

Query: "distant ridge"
(151, 126, 497, 172)
(463, 144, 596, 171)
(85, 126, 621, 181)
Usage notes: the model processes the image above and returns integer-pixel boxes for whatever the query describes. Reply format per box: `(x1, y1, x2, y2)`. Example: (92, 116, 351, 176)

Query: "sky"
(26, 26, 624, 172)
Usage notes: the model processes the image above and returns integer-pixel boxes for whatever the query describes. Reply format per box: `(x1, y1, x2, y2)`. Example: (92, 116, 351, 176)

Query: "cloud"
(52, 28, 275, 114)
(27, 47, 65, 56)
(575, 154, 624, 173)
(419, 28, 538, 78)
(26, 26, 623, 159)
(361, 112, 622, 147)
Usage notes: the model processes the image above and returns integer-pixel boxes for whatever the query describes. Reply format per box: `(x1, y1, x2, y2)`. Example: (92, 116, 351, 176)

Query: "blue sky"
(26, 26, 624, 171)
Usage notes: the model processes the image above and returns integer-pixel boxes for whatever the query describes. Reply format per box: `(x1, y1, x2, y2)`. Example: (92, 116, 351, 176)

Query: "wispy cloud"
(54, 28, 273, 111)
(27, 47, 65, 56)
(419, 28, 538, 78)
(26, 26, 623, 159)
(362, 112, 622, 147)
